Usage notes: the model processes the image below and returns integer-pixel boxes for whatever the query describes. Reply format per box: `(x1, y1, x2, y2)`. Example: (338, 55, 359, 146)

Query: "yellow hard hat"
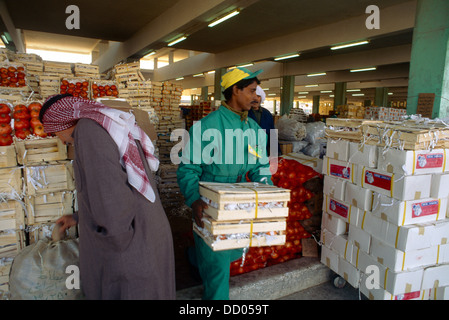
(221, 67, 263, 90)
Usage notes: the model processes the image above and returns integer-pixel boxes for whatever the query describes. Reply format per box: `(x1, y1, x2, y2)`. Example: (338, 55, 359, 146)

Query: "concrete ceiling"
(0, 0, 418, 101)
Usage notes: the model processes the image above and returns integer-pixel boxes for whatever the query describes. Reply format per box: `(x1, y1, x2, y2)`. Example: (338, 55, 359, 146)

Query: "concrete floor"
(279, 280, 365, 300)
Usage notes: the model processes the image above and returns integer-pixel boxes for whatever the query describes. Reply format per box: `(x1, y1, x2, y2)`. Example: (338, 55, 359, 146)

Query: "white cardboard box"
(439, 243, 449, 264)
(324, 195, 361, 226)
(338, 256, 360, 288)
(349, 141, 378, 168)
(320, 228, 353, 263)
(345, 182, 373, 211)
(320, 244, 339, 274)
(377, 148, 449, 175)
(323, 174, 346, 201)
(430, 173, 449, 198)
(369, 236, 440, 272)
(323, 156, 357, 184)
(326, 139, 350, 161)
(357, 166, 431, 200)
(348, 224, 371, 254)
(429, 286, 449, 300)
(421, 264, 449, 290)
(321, 212, 348, 235)
(371, 193, 448, 226)
(356, 248, 424, 295)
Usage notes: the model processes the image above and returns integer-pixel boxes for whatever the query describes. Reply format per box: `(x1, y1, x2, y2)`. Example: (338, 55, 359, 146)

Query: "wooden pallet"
(25, 191, 75, 225)
(0, 200, 25, 232)
(24, 161, 75, 196)
(199, 182, 290, 221)
(15, 137, 67, 165)
(0, 167, 22, 198)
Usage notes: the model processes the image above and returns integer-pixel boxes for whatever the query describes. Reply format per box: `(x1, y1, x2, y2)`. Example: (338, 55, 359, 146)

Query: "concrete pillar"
(334, 82, 347, 109)
(375, 87, 389, 107)
(312, 95, 320, 114)
(407, 0, 449, 118)
(280, 76, 295, 115)
(201, 86, 208, 101)
(214, 68, 226, 101)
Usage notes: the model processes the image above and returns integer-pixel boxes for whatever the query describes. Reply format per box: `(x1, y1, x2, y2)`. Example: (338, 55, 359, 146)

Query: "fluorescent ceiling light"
(263, 88, 269, 91)
(298, 96, 307, 99)
(238, 63, 253, 68)
(388, 92, 394, 95)
(168, 36, 187, 47)
(329, 95, 335, 97)
(1, 35, 9, 45)
(331, 40, 369, 50)
(347, 89, 361, 92)
(307, 72, 326, 77)
(208, 10, 240, 27)
(207, 70, 215, 74)
(352, 93, 365, 96)
(321, 90, 332, 93)
(176, 77, 184, 81)
(268, 93, 276, 96)
(305, 84, 318, 88)
(274, 53, 300, 61)
(298, 91, 309, 94)
(350, 67, 377, 73)
(193, 73, 204, 77)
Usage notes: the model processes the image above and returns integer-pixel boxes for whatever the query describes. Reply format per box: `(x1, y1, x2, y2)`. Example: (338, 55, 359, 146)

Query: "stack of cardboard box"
(321, 119, 449, 300)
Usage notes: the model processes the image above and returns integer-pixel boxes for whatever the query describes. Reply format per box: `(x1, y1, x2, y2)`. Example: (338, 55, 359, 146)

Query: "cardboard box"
(371, 193, 448, 226)
(98, 98, 157, 141)
(321, 212, 348, 235)
(439, 243, 449, 264)
(322, 156, 357, 183)
(326, 139, 349, 161)
(430, 173, 449, 198)
(348, 224, 371, 254)
(358, 166, 431, 200)
(429, 286, 449, 300)
(324, 195, 361, 226)
(323, 174, 346, 201)
(370, 236, 440, 272)
(320, 244, 339, 274)
(283, 152, 323, 172)
(356, 248, 424, 295)
(421, 264, 449, 290)
(344, 182, 373, 211)
(349, 141, 378, 168)
(338, 256, 360, 288)
(320, 228, 353, 262)
(377, 148, 448, 175)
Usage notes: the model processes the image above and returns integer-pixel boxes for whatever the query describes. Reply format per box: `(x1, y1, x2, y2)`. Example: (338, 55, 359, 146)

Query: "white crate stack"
(321, 120, 449, 300)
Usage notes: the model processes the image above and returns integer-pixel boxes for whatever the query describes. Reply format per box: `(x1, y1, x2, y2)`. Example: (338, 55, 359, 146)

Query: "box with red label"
(321, 212, 348, 236)
(326, 139, 350, 161)
(323, 174, 346, 201)
(324, 195, 361, 226)
(344, 182, 373, 211)
(377, 148, 449, 175)
(322, 156, 357, 183)
(356, 248, 425, 296)
(349, 141, 378, 168)
(370, 236, 440, 272)
(371, 193, 448, 226)
(430, 173, 449, 199)
(357, 166, 431, 200)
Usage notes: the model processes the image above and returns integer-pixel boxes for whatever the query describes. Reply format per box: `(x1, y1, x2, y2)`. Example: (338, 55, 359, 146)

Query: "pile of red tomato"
(60, 79, 89, 99)
(230, 158, 320, 276)
(0, 102, 47, 145)
(91, 82, 118, 98)
(0, 65, 27, 88)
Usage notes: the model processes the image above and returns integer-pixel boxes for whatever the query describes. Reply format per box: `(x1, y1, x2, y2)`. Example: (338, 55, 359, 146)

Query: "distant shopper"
(40, 94, 176, 300)
(248, 85, 279, 156)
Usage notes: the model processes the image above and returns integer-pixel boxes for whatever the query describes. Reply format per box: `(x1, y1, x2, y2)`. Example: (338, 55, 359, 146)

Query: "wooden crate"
(325, 118, 382, 141)
(0, 145, 17, 168)
(44, 61, 72, 75)
(0, 167, 22, 198)
(193, 223, 286, 251)
(15, 137, 67, 165)
(199, 182, 290, 221)
(0, 259, 12, 292)
(0, 200, 25, 232)
(74, 63, 99, 75)
(25, 191, 75, 225)
(0, 229, 26, 259)
(114, 61, 140, 74)
(24, 161, 75, 196)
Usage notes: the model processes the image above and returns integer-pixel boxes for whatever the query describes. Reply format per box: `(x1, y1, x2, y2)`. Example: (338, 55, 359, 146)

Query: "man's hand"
(191, 199, 208, 228)
(55, 214, 77, 233)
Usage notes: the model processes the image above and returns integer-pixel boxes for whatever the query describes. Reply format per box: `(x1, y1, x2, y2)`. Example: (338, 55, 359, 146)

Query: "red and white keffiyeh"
(41, 95, 159, 203)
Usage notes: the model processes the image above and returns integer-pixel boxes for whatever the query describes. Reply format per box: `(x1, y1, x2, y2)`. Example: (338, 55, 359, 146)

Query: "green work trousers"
(192, 233, 243, 300)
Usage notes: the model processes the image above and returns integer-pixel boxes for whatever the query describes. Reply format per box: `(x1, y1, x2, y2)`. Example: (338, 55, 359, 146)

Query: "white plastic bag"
(276, 115, 307, 141)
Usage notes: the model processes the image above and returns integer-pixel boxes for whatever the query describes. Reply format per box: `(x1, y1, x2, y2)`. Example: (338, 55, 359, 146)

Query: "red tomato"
(30, 118, 42, 128)
(0, 104, 10, 114)
(14, 118, 30, 130)
(28, 102, 42, 113)
(0, 123, 12, 135)
(32, 124, 47, 138)
(14, 104, 27, 112)
(0, 133, 12, 146)
(0, 113, 11, 124)
(14, 127, 31, 139)
(13, 109, 31, 120)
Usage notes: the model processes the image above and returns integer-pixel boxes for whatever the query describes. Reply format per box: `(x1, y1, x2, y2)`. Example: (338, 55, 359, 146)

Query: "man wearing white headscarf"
(248, 85, 279, 156)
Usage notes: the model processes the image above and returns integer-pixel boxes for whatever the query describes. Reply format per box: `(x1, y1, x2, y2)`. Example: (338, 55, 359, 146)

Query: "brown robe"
(72, 118, 176, 300)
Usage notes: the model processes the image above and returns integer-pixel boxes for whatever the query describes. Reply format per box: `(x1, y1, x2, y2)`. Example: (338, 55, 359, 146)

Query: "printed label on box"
(329, 199, 349, 218)
(395, 291, 421, 300)
(416, 153, 444, 170)
(412, 200, 440, 219)
(364, 170, 392, 191)
(330, 164, 351, 180)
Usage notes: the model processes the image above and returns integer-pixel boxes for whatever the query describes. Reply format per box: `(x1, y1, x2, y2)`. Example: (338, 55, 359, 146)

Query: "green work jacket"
(177, 105, 273, 208)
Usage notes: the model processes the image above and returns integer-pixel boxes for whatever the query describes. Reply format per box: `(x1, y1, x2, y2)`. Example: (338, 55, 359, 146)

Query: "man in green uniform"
(177, 67, 273, 300)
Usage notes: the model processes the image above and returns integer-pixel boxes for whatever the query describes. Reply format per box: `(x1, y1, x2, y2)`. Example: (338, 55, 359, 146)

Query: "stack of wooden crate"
(74, 63, 100, 80)
(194, 182, 290, 251)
